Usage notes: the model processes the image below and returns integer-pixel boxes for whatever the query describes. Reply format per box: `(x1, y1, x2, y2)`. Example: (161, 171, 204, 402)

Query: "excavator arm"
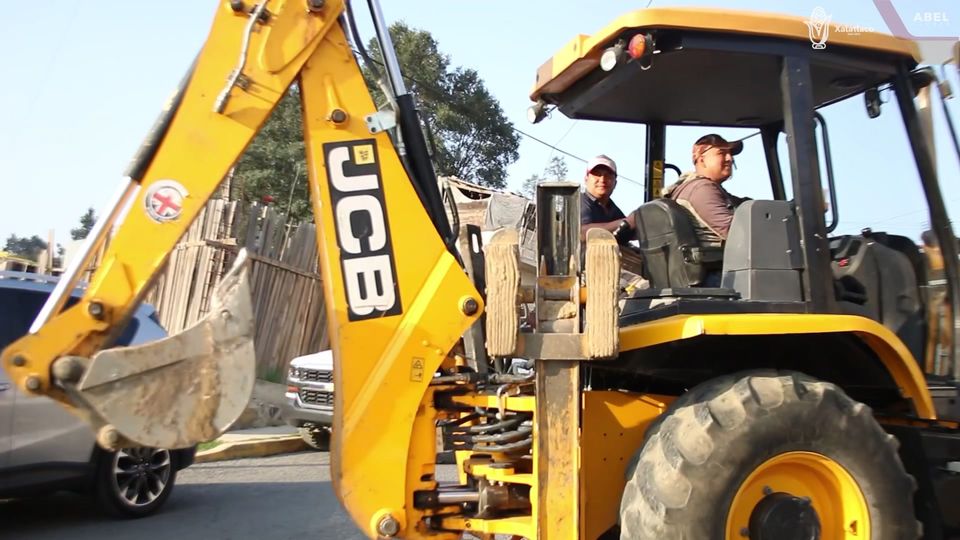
(4, 0, 346, 441)
(2, 1, 482, 536)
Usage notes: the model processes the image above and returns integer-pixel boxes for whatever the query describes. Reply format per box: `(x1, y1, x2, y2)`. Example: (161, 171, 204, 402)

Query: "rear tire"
(94, 447, 176, 518)
(619, 371, 920, 539)
(299, 426, 330, 451)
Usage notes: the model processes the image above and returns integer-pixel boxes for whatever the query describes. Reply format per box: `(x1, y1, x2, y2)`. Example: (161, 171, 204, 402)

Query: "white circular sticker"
(144, 180, 188, 222)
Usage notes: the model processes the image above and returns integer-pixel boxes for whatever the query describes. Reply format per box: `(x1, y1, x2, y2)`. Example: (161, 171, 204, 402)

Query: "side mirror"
(865, 87, 881, 118)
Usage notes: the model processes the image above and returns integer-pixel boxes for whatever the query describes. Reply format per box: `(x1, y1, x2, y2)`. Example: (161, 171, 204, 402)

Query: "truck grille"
(300, 389, 334, 406)
(299, 369, 333, 383)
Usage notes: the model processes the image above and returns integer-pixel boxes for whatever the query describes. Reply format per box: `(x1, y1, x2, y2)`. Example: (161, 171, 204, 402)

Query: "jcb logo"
(324, 141, 402, 321)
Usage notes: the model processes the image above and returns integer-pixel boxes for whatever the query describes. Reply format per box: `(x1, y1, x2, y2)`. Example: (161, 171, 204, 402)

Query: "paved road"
(1, 451, 367, 540)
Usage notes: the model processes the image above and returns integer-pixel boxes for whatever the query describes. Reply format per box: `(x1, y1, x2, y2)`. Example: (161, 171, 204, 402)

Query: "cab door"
(0, 284, 43, 471)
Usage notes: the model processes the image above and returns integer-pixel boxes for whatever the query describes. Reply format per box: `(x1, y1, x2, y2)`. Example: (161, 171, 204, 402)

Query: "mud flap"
(73, 251, 256, 449)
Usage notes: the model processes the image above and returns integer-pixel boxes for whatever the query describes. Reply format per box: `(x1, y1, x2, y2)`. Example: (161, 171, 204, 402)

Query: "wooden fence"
(143, 198, 328, 382)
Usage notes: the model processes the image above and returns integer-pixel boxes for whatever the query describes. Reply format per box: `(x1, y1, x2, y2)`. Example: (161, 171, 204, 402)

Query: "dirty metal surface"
(585, 229, 620, 359)
(459, 224, 489, 373)
(536, 361, 580, 540)
(485, 229, 520, 358)
(77, 252, 256, 449)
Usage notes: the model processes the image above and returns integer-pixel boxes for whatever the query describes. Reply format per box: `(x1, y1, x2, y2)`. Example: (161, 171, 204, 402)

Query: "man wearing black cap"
(663, 134, 749, 245)
(580, 154, 635, 245)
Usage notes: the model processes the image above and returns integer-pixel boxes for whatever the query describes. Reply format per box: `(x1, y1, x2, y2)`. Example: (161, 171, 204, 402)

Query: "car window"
(0, 289, 50, 350)
(0, 288, 139, 350)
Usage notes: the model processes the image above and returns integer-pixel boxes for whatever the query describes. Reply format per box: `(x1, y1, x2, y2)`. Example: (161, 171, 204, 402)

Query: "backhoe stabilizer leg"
(584, 228, 620, 359)
(485, 229, 521, 358)
(63, 251, 256, 449)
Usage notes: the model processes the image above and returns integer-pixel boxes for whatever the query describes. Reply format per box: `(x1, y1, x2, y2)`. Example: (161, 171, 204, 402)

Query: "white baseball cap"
(586, 155, 617, 175)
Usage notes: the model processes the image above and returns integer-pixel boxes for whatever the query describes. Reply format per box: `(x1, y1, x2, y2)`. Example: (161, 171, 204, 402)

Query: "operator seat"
(632, 198, 723, 288)
(830, 232, 925, 362)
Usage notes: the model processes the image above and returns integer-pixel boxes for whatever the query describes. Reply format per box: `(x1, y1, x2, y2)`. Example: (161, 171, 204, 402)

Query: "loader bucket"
(74, 251, 256, 449)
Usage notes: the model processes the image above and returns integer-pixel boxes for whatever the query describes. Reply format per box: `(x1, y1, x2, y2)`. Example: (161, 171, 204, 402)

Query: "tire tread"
(619, 372, 919, 539)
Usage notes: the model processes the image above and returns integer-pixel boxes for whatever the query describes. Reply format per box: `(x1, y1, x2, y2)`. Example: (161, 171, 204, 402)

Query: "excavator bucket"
(70, 251, 256, 450)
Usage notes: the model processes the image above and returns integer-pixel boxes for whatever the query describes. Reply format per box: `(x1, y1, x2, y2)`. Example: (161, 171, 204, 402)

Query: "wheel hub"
(748, 492, 821, 540)
(726, 451, 869, 540)
(112, 448, 171, 507)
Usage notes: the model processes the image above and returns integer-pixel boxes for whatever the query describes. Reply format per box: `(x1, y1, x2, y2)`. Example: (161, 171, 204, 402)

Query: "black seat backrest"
(830, 234, 924, 362)
(721, 200, 804, 302)
(633, 198, 722, 288)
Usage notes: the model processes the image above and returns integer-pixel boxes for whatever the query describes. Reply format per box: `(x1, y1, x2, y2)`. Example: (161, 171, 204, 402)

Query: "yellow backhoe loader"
(4, 1, 960, 538)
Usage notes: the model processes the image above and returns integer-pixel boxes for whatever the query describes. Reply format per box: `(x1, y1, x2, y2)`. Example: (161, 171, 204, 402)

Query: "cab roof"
(531, 8, 921, 127)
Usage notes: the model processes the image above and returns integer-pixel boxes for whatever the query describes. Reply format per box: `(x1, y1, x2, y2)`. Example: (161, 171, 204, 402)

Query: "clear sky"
(2, 0, 959, 250)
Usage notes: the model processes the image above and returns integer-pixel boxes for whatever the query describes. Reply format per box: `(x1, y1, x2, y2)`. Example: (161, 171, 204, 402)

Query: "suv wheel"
(94, 447, 177, 518)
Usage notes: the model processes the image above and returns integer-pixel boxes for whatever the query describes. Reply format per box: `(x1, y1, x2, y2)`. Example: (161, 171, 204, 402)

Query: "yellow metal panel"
(580, 392, 671, 540)
(536, 361, 580, 540)
(408, 388, 459, 540)
(450, 394, 537, 412)
(298, 24, 481, 539)
(619, 313, 936, 419)
(441, 515, 535, 538)
(475, 469, 535, 486)
(531, 7, 921, 99)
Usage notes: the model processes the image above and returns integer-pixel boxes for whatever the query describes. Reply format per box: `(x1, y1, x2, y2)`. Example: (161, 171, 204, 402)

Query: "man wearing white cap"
(580, 154, 635, 245)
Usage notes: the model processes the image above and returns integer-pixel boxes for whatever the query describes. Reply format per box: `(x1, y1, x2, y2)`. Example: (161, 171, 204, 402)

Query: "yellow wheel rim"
(725, 451, 870, 539)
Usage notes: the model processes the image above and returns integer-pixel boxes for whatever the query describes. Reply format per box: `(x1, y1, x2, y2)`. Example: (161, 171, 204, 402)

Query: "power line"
(513, 127, 643, 186)
(543, 120, 578, 170)
(554, 120, 579, 147)
(7, 3, 81, 151)
(351, 46, 644, 187)
(871, 207, 928, 224)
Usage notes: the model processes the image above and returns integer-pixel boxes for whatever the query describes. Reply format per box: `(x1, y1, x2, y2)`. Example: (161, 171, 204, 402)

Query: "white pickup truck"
(281, 350, 333, 450)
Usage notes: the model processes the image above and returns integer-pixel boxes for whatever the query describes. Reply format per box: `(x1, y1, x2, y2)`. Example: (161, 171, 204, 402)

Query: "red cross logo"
(145, 181, 187, 222)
